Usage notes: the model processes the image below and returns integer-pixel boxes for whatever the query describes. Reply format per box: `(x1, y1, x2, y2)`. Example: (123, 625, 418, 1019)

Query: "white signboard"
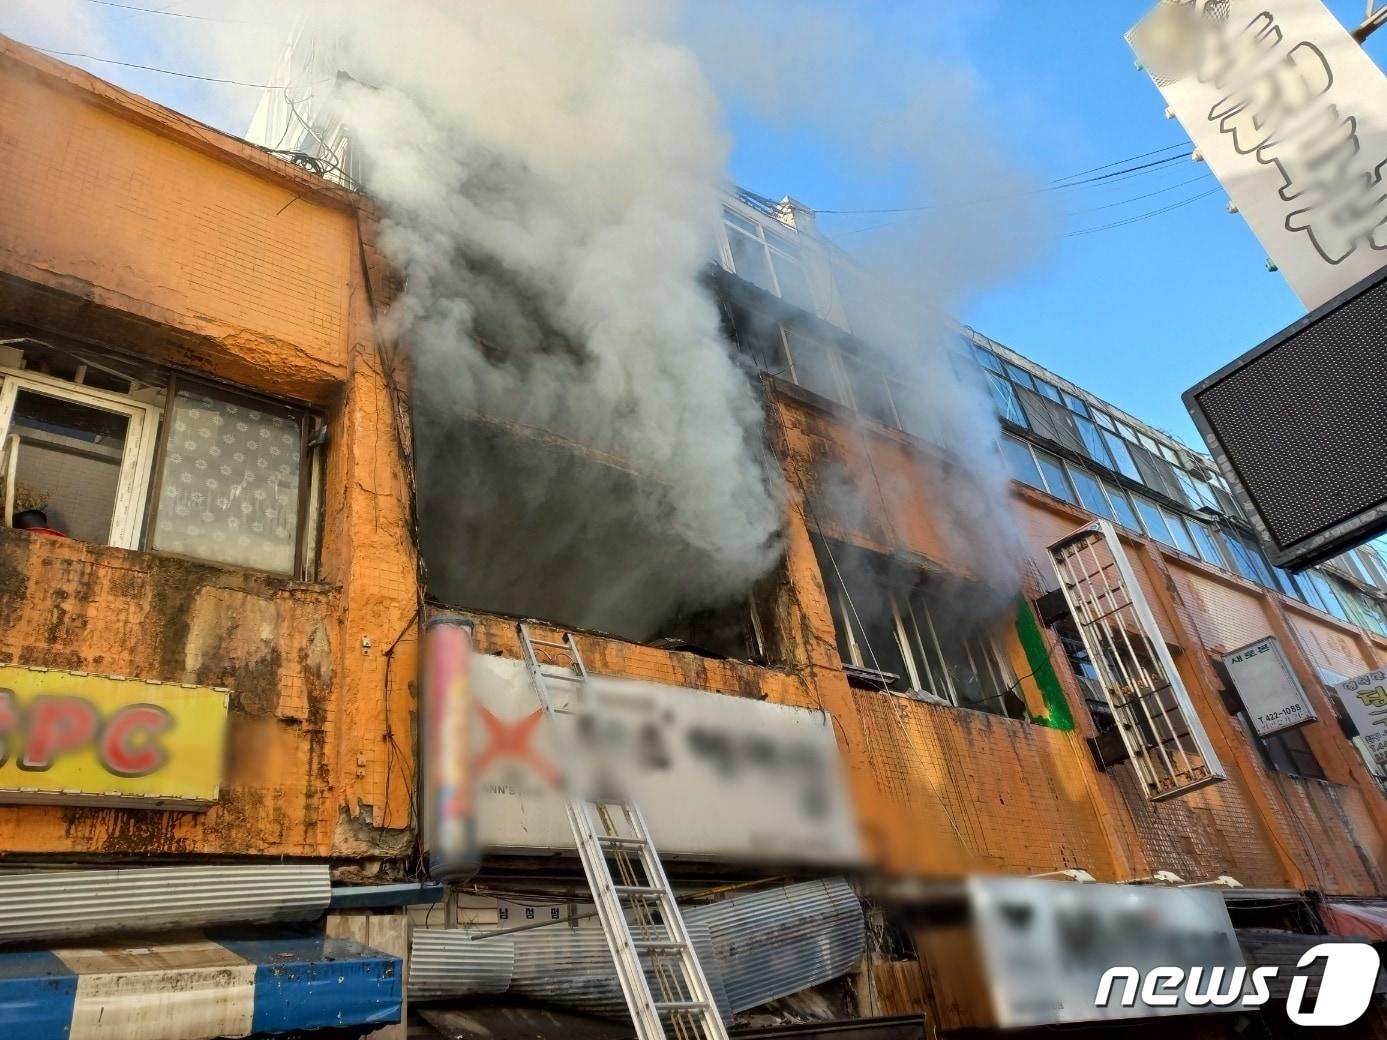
(467, 654, 860, 866)
(1334, 669, 1387, 770)
(971, 876, 1244, 1027)
(1129, 0, 1387, 309)
(1222, 635, 1317, 735)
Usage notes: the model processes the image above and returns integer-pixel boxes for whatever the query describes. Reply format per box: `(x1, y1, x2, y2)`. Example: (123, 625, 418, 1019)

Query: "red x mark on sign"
(473, 705, 561, 787)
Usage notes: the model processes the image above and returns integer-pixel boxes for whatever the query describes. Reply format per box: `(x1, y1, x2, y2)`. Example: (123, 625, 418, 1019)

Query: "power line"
(1062, 187, 1222, 238)
(817, 146, 1193, 216)
(74, 0, 268, 23)
(1050, 141, 1191, 184)
(34, 47, 282, 88)
(1062, 172, 1212, 217)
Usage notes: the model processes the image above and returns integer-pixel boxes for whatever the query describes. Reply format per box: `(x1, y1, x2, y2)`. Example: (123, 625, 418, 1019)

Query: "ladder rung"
(542, 671, 584, 682)
(596, 835, 648, 849)
(652, 1000, 711, 1013)
(529, 638, 573, 651)
(631, 939, 686, 953)
(613, 884, 666, 898)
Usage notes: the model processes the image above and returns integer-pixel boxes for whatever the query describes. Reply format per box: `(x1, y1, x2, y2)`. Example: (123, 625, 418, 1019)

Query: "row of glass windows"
(1002, 432, 1387, 635)
(973, 341, 1243, 520)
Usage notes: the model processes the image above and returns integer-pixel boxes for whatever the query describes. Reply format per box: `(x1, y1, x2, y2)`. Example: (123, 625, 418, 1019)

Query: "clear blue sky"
(4, 0, 1384, 449)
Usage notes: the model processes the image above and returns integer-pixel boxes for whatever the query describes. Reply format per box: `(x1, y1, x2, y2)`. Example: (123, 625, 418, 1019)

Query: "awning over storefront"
(1237, 928, 1387, 1001)
(1321, 903, 1387, 940)
(0, 931, 400, 1040)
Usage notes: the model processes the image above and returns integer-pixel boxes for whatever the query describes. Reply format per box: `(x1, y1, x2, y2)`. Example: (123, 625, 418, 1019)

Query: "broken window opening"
(811, 534, 1024, 719)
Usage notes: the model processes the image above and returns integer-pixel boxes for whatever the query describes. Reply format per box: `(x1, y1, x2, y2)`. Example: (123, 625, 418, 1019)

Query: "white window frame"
(719, 203, 812, 308)
(0, 368, 161, 550)
(1048, 519, 1226, 800)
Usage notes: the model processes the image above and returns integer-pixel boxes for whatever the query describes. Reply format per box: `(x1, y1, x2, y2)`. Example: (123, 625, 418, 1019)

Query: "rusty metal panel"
(0, 864, 330, 944)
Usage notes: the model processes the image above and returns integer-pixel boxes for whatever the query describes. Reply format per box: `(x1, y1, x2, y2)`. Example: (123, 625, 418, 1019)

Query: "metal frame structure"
(1048, 520, 1226, 800)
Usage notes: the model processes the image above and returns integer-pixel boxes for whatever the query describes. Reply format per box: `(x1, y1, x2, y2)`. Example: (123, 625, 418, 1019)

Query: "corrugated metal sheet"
(409, 928, 514, 1000)
(694, 878, 864, 1014)
(408, 878, 864, 1020)
(0, 864, 331, 945)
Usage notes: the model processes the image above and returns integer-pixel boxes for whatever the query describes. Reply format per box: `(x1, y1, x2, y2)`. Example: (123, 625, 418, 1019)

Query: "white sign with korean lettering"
(467, 654, 861, 866)
(1222, 635, 1317, 735)
(1334, 669, 1387, 769)
(1128, 0, 1387, 309)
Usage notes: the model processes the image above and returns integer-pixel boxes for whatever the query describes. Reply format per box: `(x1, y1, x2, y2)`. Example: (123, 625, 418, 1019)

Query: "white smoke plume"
(686, 2, 1055, 613)
(316, 1, 785, 639)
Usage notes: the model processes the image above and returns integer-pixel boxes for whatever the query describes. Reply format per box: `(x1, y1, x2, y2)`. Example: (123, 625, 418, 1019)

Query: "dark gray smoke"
(321, 1, 786, 639)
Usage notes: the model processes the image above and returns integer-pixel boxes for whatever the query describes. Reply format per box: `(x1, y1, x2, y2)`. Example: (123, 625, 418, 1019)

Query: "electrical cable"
(834, 157, 1204, 237)
(1062, 187, 1222, 238)
(817, 152, 1192, 217)
(72, 0, 269, 23)
(1048, 141, 1193, 184)
(33, 47, 283, 87)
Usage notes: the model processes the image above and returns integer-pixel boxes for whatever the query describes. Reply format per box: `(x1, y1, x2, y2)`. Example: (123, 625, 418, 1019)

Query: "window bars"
(1048, 520, 1225, 800)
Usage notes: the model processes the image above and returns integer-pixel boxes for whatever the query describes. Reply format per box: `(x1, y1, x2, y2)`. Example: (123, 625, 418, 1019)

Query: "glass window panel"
(1002, 435, 1044, 489)
(1271, 566, 1306, 601)
(1061, 391, 1090, 416)
(1069, 465, 1114, 520)
(1003, 362, 1036, 390)
(987, 372, 1026, 426)
(1133, 494, 1175, 546)
(726, 228, 777, 295)
(1159, 444, 1181, 465)
(770, 252, 814, 311)
(1114, 419, 1139, 442)
(786, 331, 845, 404)
(152, 386, 303, 574)
(1034, 447, 1076, 503)
(1188, 520, 1225, 567)
(1036, 380, 1063, 403)
(1162, 508, 1198, 556)
(1174, 469, 1204, 509)
(840, 354, 897, 427)
(1303, 570, 1350, 622)
(1073, 415, 1112, 466)
(1103, 481, 1143, 532)
(971, 344, 1003, 374)
(1101, 430, 1141, 480)
(1094, 410, 1116, 432)
(8, 388, 128, 543)
(1137, 431, 1161, 453)
(722, 208, 760, 235)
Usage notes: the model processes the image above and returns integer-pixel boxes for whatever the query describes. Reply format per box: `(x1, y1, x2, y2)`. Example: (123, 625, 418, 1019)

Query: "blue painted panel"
(219, 935, 402, 1033)
(0, 949, 76, 1040)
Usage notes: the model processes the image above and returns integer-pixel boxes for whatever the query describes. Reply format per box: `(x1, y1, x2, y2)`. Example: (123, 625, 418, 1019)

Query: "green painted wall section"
(1016, 598, 1075, 730)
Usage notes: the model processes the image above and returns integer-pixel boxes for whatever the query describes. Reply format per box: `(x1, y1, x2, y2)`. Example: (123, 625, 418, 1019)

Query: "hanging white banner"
(1129, 0, 1387, 309)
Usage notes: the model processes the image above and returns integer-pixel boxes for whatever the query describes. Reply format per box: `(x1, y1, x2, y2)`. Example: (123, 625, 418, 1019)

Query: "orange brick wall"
(0, 41, 418, 864)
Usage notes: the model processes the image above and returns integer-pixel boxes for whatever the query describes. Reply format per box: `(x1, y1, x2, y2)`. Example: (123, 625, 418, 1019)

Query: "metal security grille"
(1048, 520, 1226, 800)
(1185, 269, 1387, 568)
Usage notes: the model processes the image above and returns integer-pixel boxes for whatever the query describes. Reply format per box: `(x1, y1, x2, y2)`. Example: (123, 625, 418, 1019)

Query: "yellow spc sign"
(0, 664, 228, 810)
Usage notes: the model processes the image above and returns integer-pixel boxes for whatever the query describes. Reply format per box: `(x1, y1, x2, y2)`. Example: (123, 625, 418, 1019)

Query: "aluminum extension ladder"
(517, 623, 728, 1040)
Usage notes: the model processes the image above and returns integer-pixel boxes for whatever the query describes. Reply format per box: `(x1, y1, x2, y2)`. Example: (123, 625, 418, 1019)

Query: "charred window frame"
(811, 534, 1024, 719)
(1250, 719, 1327, 781)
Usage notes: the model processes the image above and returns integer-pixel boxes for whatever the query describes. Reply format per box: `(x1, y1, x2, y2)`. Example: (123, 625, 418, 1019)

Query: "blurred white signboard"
(971, 876, 1244, 1027)
(1334, 668, 1387, 770)
(468, 654, 860, 865)
(1221, 636, 1317, 735)
(1129, 0, 1387, 309)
